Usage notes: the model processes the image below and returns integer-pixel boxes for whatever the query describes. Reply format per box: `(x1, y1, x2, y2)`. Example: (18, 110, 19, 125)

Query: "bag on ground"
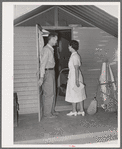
(87, 97, 97, 115)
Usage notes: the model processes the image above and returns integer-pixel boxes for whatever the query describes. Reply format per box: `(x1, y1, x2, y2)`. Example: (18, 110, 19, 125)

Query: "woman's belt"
(45, 68, 54, 71)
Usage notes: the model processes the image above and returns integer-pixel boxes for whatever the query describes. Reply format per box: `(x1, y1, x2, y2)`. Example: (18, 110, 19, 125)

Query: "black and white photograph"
(2, 2, 120, 147)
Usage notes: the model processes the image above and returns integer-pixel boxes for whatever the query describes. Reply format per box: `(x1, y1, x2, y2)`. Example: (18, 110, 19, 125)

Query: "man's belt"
(45, 68, 54, 71)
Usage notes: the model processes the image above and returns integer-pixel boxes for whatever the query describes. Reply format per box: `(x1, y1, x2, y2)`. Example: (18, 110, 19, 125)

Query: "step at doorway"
(55, 95, 72, 111)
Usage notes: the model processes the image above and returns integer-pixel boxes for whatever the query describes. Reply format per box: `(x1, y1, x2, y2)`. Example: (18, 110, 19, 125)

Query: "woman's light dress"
(65, 52, 86, 103)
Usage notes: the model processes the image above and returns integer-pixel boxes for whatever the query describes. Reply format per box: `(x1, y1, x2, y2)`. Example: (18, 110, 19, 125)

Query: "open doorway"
(43, 29, 72, 97)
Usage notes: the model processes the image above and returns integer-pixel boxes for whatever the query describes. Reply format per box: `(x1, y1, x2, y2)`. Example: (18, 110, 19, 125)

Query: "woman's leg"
(72, 103, 77, 112)
(67, 102, 77, 116)
(77, 101, 85, 116)
(79, 101, 84, 112)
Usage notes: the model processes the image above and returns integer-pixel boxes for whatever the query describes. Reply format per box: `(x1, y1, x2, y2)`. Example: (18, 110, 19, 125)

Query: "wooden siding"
(14, 26, 117, 114)
(14, 27, 38, 114)
(72, 27, 117, 108)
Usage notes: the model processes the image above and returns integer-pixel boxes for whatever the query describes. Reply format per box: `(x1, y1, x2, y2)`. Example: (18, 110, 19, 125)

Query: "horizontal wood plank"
(14, 60, 37, 65)
(14, 74, 36, 79)
(18, 100, 38, 105)
(17, 95, 39, 100)
(14, 42, 36, 47)
(14, 52, 37, 56)
(14, 56, 37, 61)
(14, 78, 37, 83)
(14, 36, 36, 41)
(19, 103, 38, 109)
(14, 86, 38, 92)
(15, 90, 38, 96)
(14, 69, 37, 74)
(14, 65, 37, 70)
(14, 83, 37, 88)
(14, 46, 37, 50)
(19, 107, 38, 114)
(14, 49, 37, 53)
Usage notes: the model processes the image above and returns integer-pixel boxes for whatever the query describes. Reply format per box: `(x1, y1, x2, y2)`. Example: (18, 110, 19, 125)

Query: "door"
(36, 24, 44, 122)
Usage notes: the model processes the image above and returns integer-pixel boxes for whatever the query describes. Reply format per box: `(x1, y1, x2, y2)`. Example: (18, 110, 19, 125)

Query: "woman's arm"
(74, 65, 80, 87)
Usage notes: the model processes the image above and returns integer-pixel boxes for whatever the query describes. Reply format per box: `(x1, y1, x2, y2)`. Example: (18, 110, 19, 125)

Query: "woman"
(65, 40, 86, 116)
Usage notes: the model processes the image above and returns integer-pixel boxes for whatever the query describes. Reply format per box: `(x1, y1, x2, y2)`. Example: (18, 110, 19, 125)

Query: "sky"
(14, 4, 119, 19)
(96, 5, 118, 18)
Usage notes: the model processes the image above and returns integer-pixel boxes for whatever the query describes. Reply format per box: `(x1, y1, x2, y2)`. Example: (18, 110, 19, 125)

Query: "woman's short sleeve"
(73, 55, 81, 66)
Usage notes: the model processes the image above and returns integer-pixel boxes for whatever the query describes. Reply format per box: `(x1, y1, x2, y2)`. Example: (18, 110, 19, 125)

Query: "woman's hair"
(69, 40, 79, 51)
(47, 32, 58, 42)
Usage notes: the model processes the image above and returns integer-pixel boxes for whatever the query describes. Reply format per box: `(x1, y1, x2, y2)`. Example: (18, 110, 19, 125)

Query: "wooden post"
(54, 6, 58, 27)
(36, 24, 41, 122)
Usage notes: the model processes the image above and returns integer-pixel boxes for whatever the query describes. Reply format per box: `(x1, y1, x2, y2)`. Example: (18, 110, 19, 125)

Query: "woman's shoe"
(67, 111, 77, 116)
(77, 111, 85, 116)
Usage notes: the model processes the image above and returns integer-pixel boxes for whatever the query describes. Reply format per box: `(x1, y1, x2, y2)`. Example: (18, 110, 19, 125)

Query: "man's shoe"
(52, 111, 59, 116)
(66, 111, 77, 116)
(44, 115, 57, 119)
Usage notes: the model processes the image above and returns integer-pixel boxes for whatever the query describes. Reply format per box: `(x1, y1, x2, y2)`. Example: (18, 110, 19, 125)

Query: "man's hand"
(38, 77, 44, 86)
(36, 71, 39, 77)
(76, 80, 80, 87)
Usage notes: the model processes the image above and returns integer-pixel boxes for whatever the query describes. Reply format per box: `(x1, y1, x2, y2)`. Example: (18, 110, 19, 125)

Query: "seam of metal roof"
(58, 7, 94, 27)
(60, 6, 116, 29)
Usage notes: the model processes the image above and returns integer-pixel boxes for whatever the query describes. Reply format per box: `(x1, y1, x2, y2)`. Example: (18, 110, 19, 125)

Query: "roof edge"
(14, 5, 53, 26)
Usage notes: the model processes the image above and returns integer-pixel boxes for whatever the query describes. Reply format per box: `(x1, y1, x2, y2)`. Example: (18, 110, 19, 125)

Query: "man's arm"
(40, 48, 49, 77)
(38, 48, 49, 86)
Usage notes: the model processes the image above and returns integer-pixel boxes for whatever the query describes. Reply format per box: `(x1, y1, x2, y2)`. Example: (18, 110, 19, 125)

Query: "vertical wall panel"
(14, 27, 38, 114)
(72, 27, 117, 108)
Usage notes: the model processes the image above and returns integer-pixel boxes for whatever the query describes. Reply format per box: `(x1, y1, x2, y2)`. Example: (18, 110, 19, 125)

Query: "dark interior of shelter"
(43, 29, 72, 95)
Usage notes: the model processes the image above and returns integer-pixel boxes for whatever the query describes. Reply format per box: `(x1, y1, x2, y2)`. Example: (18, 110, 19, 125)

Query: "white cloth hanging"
(108, 64, 116, 91)
(99, 62, 107, 102)
(99, 62, 117, 106)
(39, 30, 44, 63)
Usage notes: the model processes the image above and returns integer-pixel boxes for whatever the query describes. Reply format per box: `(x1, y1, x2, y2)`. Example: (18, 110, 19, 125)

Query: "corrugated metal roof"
(60, 5, 118, 37)
(58, 7, 93, 27)
(14, 5, 118, 37)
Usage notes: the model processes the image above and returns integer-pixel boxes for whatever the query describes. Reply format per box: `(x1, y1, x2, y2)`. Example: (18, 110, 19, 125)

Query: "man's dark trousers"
(42, 69, 56, 117)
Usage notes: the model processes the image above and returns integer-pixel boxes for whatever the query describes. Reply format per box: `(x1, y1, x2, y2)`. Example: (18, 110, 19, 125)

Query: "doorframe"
(36, 24, 44, 122)
(36, 26, 73, 119)
(43, 26, 72, 30)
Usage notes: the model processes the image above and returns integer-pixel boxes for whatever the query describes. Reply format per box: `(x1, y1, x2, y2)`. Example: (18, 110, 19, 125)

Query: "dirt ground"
(14, 108, 118, 144)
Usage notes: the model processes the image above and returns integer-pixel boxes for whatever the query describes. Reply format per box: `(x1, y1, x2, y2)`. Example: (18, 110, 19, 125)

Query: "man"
(38, 32, 59, 118)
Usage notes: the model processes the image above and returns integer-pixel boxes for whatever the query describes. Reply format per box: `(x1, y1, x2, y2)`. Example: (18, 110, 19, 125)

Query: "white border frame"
(2, 2, 120, 148)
